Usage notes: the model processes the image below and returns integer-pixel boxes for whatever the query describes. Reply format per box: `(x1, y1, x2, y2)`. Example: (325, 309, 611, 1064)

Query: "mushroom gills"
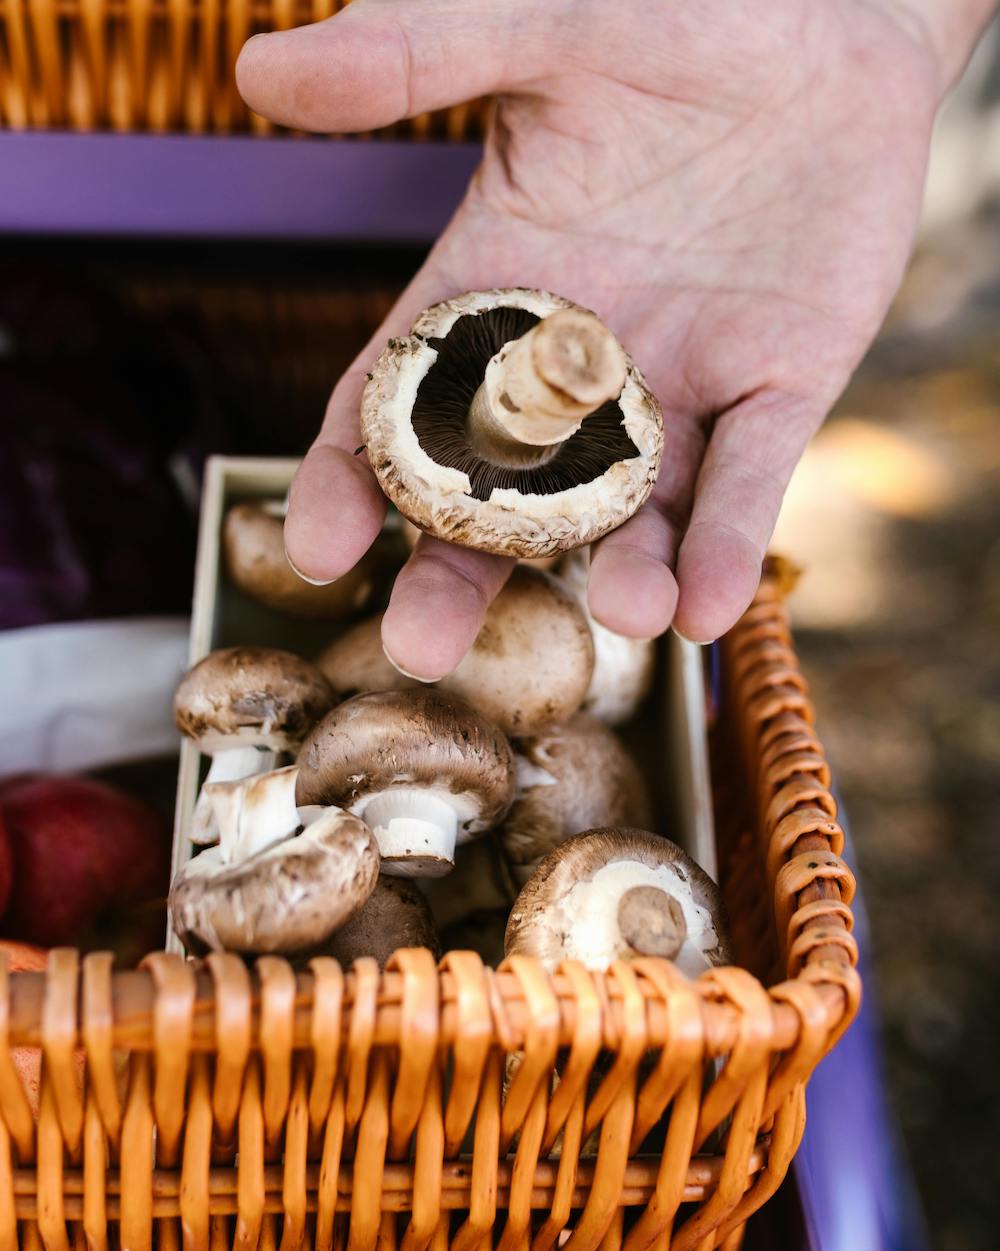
(356, 788, 469, 877)
(410, 307, 641, 501)
(555, 861, 719, 978)
(191, 744, 278, 844)
(466, 309, 627, 468)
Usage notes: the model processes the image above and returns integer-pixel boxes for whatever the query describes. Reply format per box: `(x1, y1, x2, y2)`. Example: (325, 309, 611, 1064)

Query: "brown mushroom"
(499, 715, 653, 884)
(174, 646, 334, 843)
(505, 828, 729, 977)
(169, 765, 379, 956)
(315, 614, 418, 703)
(557, 548, 655, 725)
(321, 877, 440, 969)
(224, 500, 377, 619)
(316, 566, 594, 737)
(296, 688, 516, 876)
(399, 516, 558, 571)
(361, 289, 663, 559)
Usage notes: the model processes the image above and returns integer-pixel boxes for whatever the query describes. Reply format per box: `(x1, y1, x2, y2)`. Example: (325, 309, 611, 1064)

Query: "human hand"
(237, 0, 959, 679)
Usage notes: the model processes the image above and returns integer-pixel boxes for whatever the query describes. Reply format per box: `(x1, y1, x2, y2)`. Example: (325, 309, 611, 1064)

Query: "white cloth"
(0, 617, 189, 772)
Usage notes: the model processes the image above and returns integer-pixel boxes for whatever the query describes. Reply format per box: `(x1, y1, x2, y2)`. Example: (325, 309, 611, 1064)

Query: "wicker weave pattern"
(0, 0, 488, 135)
(0, 574, 860, 1249)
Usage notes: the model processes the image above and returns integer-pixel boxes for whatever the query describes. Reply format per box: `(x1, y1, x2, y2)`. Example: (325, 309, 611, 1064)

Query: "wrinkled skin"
(237, 0, 985, 679)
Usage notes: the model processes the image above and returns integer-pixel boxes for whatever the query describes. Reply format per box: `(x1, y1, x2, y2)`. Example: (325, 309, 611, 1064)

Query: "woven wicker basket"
(0, 0, 487, 135)
(0, 565, 859, 1250)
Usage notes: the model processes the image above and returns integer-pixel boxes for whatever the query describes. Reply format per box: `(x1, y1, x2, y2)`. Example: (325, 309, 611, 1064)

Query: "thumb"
(236, 0, 557, 133)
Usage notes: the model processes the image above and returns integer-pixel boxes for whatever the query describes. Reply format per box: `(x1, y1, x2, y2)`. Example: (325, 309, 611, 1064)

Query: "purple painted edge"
(0, 131, 482, 240)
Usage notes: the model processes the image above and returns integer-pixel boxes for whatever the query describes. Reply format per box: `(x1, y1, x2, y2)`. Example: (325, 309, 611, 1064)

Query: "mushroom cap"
(321, 876, 440, 969)
(400, 516, 558, 571)
(315, 567, 594, 738)
(505, 828, 730, 976)
(443, 566, 594, 736)
(224, 501, 376, 619)
(295, 688, 516, 835)
(500, 715, 652, 877)
(315, 615, 418, 702)
(557, 549, 655, 725)
(174, 646, 335, 752)
(169, 806, 379, 955)
(361, 289, 663, 559)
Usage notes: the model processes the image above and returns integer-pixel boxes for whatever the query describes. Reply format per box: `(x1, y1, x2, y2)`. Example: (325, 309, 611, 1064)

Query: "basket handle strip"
(439, 953, 492, 1159)
(386, 948, 439, 1160)
(205, 952, 253, 1153)
(539, 961, 602, 1155)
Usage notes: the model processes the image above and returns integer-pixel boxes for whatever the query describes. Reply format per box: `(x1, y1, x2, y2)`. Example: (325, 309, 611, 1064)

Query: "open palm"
(238, 0, 943, 678)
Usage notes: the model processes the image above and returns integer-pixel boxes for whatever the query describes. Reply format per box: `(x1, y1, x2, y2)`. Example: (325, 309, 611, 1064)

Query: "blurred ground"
(773, 27, 1000, 1246)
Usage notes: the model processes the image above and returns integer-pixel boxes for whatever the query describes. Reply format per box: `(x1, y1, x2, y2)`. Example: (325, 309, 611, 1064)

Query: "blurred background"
(1, 14, 998, 1251)
(773, 21, 1000, 1251)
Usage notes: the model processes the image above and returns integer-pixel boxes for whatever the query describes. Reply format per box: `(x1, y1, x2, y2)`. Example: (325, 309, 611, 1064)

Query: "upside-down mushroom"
(505, 828, 730, 978)
(169, 765, 379, 956)
(361, 289, 663, 559)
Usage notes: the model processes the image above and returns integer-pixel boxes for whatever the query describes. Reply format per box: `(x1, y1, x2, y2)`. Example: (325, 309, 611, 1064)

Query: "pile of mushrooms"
(168, 289, 727, 980)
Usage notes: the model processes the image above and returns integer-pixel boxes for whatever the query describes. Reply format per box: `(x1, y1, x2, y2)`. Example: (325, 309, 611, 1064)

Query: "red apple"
(0, 777, 170, 949)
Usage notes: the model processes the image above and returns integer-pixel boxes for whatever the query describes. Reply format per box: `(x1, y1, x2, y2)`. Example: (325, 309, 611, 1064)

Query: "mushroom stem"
(466, 310, 627, 467)
(361, 789, 458, 878)
(191, 745, 278, 844)
(206, 765, 302, 863)
(617, 885, 687, 960)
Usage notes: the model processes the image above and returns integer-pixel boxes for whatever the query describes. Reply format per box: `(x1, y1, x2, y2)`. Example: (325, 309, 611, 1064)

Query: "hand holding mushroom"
(242, 0, 953, 681)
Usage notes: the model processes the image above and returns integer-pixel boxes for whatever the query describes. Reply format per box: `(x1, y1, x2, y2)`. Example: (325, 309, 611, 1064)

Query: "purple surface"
(0, 132, 481, 240)
(793, 857, 930, 1251)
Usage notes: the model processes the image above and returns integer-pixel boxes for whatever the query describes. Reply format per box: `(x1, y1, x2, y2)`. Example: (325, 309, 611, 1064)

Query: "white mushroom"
(174, 646, 335, 844)
(361, 289, 663, 559)
(224, 500, 377, 619)
(557, 548, 655, 725)
(169, 765, 379, 956)
(296, 689, 516, 877)
(499, 715, 653, 885)
(505, 828, 730, 978)
(316, 566, 594, 737)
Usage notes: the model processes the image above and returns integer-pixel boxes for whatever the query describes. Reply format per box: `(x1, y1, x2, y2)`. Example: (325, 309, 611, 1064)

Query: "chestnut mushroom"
(296, 688, 516, 877)
(224, 500, 376, 619)
(505, 828, 730, 977)
(174, 646, 334, 844)
(321, 876, 440, 969)
(361, 289, 663, 559)
(499, 715, 653, 884)
(316, 566, 594, 737)
(169, 765, 379, 956)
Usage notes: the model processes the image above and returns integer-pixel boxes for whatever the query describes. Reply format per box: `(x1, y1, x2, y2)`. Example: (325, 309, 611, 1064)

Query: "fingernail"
(671, 625, 715, 646)
(285, 550, 337, 587)
(381, 645, 438, 684)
